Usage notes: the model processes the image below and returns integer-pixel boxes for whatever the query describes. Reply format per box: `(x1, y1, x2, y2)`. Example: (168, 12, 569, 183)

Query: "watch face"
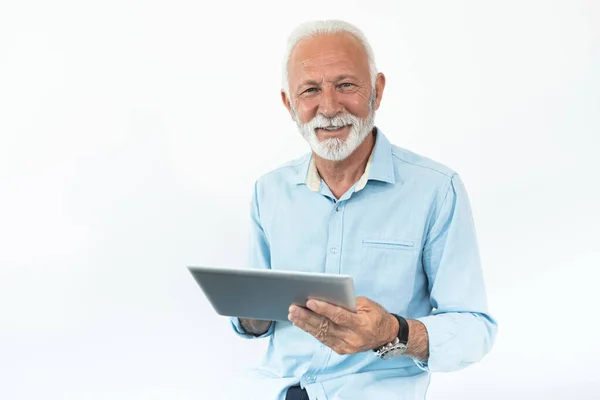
(382, 344, 407, 360)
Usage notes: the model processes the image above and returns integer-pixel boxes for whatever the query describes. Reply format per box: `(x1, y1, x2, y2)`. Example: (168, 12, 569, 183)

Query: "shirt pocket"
(362, 238, 415, 250)
(358, 238, 417, 311)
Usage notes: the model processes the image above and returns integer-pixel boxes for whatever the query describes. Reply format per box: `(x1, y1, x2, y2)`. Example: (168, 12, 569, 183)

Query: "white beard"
(293, 94, 376, 161)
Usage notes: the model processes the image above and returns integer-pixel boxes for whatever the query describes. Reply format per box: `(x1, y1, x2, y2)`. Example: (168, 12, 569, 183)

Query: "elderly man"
(229, 19, 497, 400)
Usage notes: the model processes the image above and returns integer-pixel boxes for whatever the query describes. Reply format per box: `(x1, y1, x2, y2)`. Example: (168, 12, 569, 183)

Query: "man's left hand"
(288, 296, 398, 355)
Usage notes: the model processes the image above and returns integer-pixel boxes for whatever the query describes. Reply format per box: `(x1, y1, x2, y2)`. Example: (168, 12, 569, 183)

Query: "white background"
(1, 1, 599, 399)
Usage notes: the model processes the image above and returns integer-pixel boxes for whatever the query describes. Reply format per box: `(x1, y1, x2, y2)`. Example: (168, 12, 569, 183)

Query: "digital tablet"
(187, 265, 356, 321)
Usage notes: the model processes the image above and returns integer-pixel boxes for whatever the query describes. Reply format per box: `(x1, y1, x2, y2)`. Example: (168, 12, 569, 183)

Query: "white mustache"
(305, 113, 359, 130)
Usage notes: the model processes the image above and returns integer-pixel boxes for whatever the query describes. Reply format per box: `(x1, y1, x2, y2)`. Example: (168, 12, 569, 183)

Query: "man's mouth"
(317, 125, 351, 133)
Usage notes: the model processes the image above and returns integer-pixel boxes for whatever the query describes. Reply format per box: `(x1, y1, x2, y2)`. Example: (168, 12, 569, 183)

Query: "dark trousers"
(285, 385, 309, 400)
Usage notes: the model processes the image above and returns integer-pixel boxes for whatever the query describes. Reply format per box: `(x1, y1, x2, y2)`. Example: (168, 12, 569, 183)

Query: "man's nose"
(318, 86, 344, 118)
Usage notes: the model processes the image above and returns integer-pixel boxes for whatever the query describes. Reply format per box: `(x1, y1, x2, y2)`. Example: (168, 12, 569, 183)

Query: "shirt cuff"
(230, 317, 275, 339)
(413, 314, 460, 372)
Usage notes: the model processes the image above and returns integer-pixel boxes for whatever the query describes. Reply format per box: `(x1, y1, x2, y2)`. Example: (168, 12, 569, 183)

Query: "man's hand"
(288, 296, 398, 355)
(239, 318, 272, 336)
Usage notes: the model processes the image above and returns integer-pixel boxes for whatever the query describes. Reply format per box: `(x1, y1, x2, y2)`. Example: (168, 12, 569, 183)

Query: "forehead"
(288, 32, 370, 85)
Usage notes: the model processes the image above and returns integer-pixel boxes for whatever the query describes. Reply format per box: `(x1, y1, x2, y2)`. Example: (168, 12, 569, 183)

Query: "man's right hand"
(239, 318, 272, 336)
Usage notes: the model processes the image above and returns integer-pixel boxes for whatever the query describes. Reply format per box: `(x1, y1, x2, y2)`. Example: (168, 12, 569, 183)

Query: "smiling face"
(282, 31, 385, 161)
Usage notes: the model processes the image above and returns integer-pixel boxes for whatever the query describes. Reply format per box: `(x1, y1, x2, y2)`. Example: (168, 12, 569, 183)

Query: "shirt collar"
(296, 127, 396, 191)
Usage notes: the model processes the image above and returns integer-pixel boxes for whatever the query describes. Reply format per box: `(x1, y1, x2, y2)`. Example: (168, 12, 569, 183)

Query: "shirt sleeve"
(229, 179, 276, 339)
(414, 173, 498, 372)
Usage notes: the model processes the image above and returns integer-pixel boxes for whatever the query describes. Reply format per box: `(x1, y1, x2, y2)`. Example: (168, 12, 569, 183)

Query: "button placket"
(325, 201, 344, 276)
(304, 198, 344, 387)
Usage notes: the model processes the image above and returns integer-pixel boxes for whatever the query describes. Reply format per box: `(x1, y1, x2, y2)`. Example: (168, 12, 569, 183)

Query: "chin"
(309, 128, 370, 161)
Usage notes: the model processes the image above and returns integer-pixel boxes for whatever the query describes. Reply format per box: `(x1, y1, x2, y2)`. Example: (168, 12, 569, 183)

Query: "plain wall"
(1, 1, 599, 399)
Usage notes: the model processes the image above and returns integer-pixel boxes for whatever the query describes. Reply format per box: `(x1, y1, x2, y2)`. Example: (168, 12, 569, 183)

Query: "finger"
(290, 311, 326, 338)
(288, 305, 325, 331)
(289, 307, 362, 354)
(292, 315, 348, 351)
(289, 306, 345, 343)
(306, 299, 356, 327)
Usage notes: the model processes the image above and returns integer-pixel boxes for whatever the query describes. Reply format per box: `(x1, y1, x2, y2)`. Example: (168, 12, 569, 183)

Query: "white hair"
(281, 20, 378, 96)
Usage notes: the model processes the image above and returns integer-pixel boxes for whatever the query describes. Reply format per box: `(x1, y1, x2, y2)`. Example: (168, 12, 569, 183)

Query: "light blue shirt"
(230, 128, 497, 400)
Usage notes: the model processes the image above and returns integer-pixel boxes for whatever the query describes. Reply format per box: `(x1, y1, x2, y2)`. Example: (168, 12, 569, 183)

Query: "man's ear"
(281, 90, 296, 121)
(374, 72, 386, 110)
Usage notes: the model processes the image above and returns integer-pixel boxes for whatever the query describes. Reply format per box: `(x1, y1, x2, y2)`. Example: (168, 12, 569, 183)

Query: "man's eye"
(303, 88, 318, 94)
(339, 83, 353, 88)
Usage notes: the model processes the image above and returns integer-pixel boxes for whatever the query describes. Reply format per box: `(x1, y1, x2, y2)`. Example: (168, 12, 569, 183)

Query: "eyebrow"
(296, 75, 360, 91)
(332, 74, 359, 83)
(297, 79, 322, 89)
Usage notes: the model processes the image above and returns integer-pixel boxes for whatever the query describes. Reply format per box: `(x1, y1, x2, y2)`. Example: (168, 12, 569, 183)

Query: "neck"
(314, 130, 376, 199)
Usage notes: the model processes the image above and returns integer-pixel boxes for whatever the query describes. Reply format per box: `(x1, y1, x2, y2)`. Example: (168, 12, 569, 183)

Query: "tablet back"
(187, 265, 356, 321)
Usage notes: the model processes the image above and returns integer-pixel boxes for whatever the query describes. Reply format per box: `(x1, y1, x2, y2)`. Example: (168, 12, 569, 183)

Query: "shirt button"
(335, 206, 341, 212)
(330, 247, 338, 254)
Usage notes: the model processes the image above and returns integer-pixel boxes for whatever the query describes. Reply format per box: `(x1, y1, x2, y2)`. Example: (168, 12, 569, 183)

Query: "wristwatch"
(373, 314, 409, 360)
